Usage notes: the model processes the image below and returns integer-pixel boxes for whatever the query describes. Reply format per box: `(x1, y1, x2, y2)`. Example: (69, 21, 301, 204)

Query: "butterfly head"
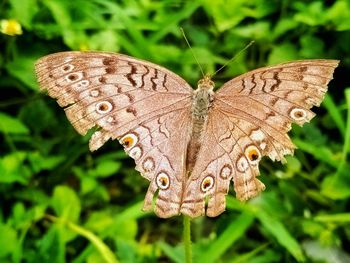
(197, 75, 215, 91)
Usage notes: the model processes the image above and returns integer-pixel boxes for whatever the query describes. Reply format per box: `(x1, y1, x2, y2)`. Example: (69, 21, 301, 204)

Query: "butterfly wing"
(216, 59, 339, 161)
(181, 60, 339, 217)
(35, 51, 193, 218)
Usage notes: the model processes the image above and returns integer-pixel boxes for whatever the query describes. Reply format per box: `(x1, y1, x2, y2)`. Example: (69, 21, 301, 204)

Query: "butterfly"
(35, 51, 339, 218)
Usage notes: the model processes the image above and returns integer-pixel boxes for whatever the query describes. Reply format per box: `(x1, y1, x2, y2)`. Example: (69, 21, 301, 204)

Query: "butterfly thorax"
(186, 77, 215, 173)
(191, 76, 215, 119)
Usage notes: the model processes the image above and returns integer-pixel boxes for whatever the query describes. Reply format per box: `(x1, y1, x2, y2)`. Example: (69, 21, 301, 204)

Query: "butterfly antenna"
(211, 40, 255, 78)
(180, 27, 205, 78)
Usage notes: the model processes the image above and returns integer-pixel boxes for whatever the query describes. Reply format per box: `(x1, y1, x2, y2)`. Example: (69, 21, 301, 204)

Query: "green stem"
(183, 215, 193, 263)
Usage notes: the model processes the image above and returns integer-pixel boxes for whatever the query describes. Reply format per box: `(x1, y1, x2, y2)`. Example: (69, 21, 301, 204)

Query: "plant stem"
(183, 215, 193, 263)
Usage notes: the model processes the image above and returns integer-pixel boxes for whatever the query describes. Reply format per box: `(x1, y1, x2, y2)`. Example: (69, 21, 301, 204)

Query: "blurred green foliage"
(1, 0, 350, 262)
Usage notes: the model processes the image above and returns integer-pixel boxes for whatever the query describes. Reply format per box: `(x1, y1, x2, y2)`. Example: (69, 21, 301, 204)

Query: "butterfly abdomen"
(186, 88, 215, 172)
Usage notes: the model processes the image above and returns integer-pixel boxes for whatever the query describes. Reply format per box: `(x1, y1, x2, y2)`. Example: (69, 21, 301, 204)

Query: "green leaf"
(268, 43, 299, 64)
(149, 2, 200, 43)
(0, 224, 18, 257)
(94, 160, 121, 177)
(42, 0, 83, 49)
(234, 22, 271, 40)
(314, 213, 350, 223)
(203, 0, 248, 32)
(9, 0, 38, 29)
(115, 239, 136, 263)
(0, 152, 32, 184)
(5, 57, 38, 90)
(272, 18, 299, 39)
(326, 0, 350, 31)
(300, 35, 325, 58)
(33, 226, 65, 263)
(321, 166, 350, 200)
(48, 215, 119, 263)
(294, 2, 326, 26)
(88, 30, 119, 51)
(195, 212, 255, 262)
(51, 186, 81, 222)
(0, 112, 29, 134)
(27, 152, 65, 173)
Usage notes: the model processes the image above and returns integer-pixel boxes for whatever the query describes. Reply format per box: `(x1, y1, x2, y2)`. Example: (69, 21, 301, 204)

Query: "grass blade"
(195, 212, 254, 262)
(46, 215, 119, 263)
(255, 210, 305, 262)
(314, 213, 350, 223)
(323, 94, 346, 137)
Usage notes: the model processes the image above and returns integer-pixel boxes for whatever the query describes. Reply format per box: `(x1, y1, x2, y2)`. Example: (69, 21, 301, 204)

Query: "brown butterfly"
(35, 51, 339, 218)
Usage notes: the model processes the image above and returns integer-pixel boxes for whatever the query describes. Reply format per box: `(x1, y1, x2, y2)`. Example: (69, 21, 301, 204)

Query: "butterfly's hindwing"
(119, 108, 191, 218)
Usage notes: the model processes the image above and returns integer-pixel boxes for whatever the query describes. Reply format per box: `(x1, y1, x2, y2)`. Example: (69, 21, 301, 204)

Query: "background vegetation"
(1, 0, 350, 262)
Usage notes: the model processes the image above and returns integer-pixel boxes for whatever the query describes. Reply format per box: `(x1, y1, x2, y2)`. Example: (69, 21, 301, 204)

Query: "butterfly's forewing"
(181, 60, 339, 217)
(216, 60, 339, 160)
(35, 51, 193, 218)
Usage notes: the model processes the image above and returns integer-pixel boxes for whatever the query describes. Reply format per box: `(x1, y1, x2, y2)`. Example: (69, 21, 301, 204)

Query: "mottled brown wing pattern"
(36, 53, 339, 219)
(180, 60, 339, 217)
(216, 60, 339, 160)
(123, 107, 191, 218)
(35, 51, 193, 218)
(181, 107, 268, 217)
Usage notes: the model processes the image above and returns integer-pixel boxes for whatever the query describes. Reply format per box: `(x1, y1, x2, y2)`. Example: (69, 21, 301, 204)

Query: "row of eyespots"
(190, 155, 278, 194)
(119, 136, 260, 194)
(62, 64, 112, 115)
(62, 64, 105, 104)
(120, 132, 233, 194)
(63, 64, 102, 100)
(61, 61, 80, 82)
(62, 64, 121, 118)
(119, 133, 173, 192)
(119, 133, 170, 190)
(120, 133, 143, 159)
(199, 164, 233, 194)
(62, 64, 101, 99)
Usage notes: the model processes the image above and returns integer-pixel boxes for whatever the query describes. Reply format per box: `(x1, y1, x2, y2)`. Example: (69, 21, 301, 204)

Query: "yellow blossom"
(0, 19, 22, 36)
(79, 43, 89, 51)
